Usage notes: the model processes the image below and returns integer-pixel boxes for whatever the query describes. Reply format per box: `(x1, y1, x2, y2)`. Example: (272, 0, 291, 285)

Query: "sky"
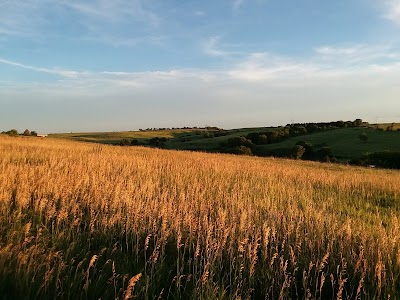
(1, 0, 400, 133)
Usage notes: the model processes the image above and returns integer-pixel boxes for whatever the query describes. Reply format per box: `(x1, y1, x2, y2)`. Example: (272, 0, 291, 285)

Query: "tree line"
(1, 129, 38, 136)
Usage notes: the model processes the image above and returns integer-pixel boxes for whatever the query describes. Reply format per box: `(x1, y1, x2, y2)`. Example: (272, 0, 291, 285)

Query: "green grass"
(50, 127, 275, 150)
(50, 125, 400, 161)
(257, 127, 400, 160)
(50, 129, 200, 145)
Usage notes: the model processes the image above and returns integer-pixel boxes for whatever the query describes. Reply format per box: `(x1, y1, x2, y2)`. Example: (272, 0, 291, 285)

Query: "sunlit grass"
(0, 135, 399, 299)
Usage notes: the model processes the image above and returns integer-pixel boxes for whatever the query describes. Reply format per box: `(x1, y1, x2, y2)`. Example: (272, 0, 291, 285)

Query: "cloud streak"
(0, 57, 83, 78)
(2, 44, 400, 132)
(203, 36, 231, 57)
(60, 0, 160, 26)
(384, 0, 400, 24)
(2, 42, 400, 88)
(314, 44, 400, 65)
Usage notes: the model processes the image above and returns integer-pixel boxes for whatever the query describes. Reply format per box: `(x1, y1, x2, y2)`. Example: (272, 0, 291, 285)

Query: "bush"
(291, 145, 305, 159)
(360, 151, 400, 169)
(246, 133, 269, 145)
(148, 137, 167, 148)
(119, 139, 131, 146)
(3, 129, 19, 136)
(226, 137, 254, 148)
(233, 146, 253, 156)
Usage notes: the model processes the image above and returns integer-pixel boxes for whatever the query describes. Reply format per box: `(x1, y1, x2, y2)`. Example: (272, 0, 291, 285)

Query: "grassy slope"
(51, 125, 400, 160)
(257, 127, 400, 160)
(1, 135, 400, 299)
(50, 127, 274, 150)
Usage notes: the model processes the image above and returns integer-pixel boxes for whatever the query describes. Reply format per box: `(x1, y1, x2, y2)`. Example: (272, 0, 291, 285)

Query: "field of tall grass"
(1, 135, 400, 299)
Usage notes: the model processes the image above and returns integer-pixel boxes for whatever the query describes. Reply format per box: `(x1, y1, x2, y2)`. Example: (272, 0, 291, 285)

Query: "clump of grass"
(0, 135, 400, 299)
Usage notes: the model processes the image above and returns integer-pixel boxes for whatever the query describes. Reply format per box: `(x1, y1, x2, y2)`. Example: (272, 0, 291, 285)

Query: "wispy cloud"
(229, 44, 400, 83)
(0, 0, 161, 44)
(0, 57, 219, 89)
(0, 57, 83, 78)
(3, 42, 400, 87)
(204, 36, 227, 57)
(315, 44, 400, 64)
(228, 52, 321, 82)
(203, 36, 235, 57)
(2, 44, 400, 131)
(60, 0, 160, 26)
(384, 0, 400, 24)
(0, 1, 47, 37)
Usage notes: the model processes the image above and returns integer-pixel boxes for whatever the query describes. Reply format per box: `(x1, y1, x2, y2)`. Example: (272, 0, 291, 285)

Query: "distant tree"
(119, 139, 130, 146)
(148, 137, 167, 147)
(266, 131, 280, 143)
(226, 137, 253, 148)
(296, 126, 308, 135)
(233, 146, 253, 156)
(130, 139, 139, 146)
(7, 129, 19, 136)
(258, 134, 269, 145)
(359, 133, 368, 143)
(317, 147, 335, 162)
(23, 129, 31, 136)
(31, 131, 38, 136)
(291, 145, 305, 159)
(353, 119, 363, 127)
(296, 141, 314, 159)
(386, 123, 395, 131)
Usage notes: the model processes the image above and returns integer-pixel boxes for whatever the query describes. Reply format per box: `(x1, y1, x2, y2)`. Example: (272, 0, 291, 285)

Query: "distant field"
(257, 127, 400, 160)
(1, 135, 400, 299)
(372, 123, 400, 130)
(50, 127, 275, 150)
(50, 129, 201, 144)
(50, 124, 400, 161)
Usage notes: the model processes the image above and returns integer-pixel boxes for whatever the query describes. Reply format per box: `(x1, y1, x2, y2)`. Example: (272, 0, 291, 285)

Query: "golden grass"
(0, 135, 399, 299)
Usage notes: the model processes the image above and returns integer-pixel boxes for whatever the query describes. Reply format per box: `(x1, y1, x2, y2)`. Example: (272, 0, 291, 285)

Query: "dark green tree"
(291, 145, 305, 159)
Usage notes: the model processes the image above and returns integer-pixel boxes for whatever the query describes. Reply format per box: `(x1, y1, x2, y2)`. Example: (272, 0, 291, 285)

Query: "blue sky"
(1, 0, 400, 133)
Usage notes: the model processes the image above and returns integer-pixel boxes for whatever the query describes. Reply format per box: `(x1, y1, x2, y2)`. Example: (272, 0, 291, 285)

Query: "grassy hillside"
(257, 127, 400, 160)
(50, 124, 400, 162)
(50, 127, 275, 150)
(1, 135, 400, 299)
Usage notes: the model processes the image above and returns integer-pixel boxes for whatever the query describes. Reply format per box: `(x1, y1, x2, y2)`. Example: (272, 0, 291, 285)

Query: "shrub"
(119, 139, 131, 146)
(291, 145, 305, 159)
(362, 151, 400, 169)
(233, 145, 253, 155)
(3, 129, 19, 136)
(148, 137, 167, 148)
(226, 137, 254, 148)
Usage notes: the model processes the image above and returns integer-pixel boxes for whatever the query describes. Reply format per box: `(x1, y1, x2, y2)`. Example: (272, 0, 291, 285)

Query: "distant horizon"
(2, 118, 399, 135)
(1, 1, 400, 132)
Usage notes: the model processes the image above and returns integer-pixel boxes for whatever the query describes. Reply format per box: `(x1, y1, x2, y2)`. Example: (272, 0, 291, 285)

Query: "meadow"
(1, 135, 400, 299)
(50, 124, 400, 162)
